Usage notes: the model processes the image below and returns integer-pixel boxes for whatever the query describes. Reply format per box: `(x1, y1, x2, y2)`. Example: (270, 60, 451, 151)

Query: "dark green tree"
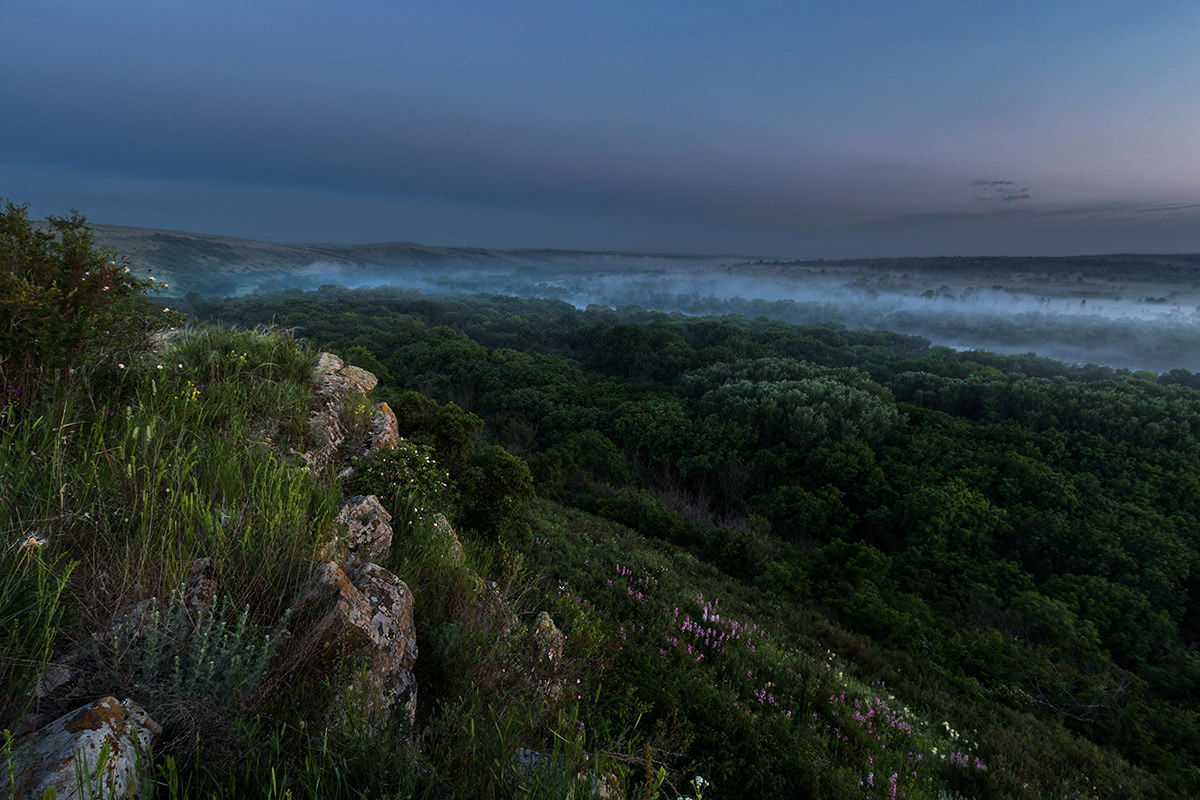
(0, 200, 158, 381)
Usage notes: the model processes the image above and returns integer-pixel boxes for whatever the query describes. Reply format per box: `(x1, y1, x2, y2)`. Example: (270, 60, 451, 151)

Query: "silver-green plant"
(94, 584, 290, 709)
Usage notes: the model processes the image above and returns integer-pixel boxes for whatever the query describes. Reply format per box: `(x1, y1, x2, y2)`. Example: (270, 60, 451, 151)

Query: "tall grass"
(0, 326, 338, 731)
(2, 324, 630, 798)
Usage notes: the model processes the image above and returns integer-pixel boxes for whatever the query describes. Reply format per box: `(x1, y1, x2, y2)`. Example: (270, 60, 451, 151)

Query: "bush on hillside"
(0, 199, 163, 385)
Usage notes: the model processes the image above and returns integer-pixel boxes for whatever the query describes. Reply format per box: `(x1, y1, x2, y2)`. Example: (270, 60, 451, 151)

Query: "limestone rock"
(2, 696, 161, 800)
(293, 560, 418, 727)
(335, 495, 394, 561)
(315, 352, 344, 380)
(304, 353, 382, 469)
(370, 401, 400, 452)
(337, 366, 378, 395)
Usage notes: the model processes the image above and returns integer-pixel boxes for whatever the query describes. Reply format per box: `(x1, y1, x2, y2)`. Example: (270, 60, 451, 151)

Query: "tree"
(0, 200, 158, 381)
(456, 445, 535, 543)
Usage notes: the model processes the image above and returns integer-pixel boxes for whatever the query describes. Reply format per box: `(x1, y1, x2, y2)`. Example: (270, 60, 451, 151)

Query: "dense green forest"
(189, 286, 1200, 796)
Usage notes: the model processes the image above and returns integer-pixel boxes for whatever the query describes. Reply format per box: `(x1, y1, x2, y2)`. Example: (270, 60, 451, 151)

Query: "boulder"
(304, 353, 382, 469)
(336, 366, 378, 395)
(2, 696, 161, 800)
(292, 561, 418, 728)
(314, 352, 344, 380)
(335, 495, 394, 561)
(302, 398, 349, 470)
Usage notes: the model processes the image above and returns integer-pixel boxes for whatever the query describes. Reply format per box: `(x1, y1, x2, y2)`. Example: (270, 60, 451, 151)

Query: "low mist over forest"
(97, 223, 1200, 373)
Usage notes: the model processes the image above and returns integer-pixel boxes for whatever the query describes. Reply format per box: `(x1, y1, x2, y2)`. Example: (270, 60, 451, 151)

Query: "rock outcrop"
(370, 401, 400, 452)
(2, 696, 161, 800)
(291, 560, 418, 728)
(314, 353, 378, 396)
(304, 353, 382, 471)
(303, 398, 350, 471)
(335, 495, 394, 561)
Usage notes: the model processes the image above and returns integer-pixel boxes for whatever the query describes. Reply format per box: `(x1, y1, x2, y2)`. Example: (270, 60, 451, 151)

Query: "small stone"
(531, 611, 565, 664)
(184, 557, 218, 619)
(431, 513, 465, 566)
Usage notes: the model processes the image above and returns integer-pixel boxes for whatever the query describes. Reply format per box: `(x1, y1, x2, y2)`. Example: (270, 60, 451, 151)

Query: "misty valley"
(95, 224, 1200, 374)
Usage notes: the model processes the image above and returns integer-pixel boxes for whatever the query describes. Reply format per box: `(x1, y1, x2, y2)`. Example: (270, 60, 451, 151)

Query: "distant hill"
(90, 223, 731, 297)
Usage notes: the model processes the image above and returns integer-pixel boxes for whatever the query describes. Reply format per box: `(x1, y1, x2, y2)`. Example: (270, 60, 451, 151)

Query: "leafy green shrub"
(0, 200, 163, 384)
(348, 440, 450, 526)
(388, 389, 483, 476)
(456, 445, 535, 543)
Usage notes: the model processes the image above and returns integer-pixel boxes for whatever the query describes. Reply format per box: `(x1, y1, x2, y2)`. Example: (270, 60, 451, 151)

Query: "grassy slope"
(0, 327, 663, 798)
(521, 499, 1161, 799)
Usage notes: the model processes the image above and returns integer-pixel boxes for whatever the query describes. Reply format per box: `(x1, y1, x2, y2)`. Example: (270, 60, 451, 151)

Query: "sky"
(3, 0, 1200, 257)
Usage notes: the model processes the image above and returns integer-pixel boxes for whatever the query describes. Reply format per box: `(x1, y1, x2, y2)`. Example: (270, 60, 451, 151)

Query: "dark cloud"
(972, 179, 1032, 204)
(1132, 203, 1200, 215)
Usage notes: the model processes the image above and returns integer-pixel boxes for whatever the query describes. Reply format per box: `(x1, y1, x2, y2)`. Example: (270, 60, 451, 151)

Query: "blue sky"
(3, 0, 1200, 256)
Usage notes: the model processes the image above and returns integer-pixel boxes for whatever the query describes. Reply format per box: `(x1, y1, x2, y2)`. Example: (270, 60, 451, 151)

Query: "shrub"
(456, 445, 535, 543)
(348, 440, 451, 527)
(0, 200, 163, 383)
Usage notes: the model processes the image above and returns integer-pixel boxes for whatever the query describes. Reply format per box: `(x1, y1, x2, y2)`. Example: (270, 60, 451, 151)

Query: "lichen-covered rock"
(2, 696, 161, 800)
(304, 353, 382, 469)
(313, 352, 378, 397)
(303, 398, 349, 470)
(514, 611, 567, 711)
(336, 365, 378, 395)
(292, 560, 418, 728)
(315, 352, 344, 380)
(371, 401, 400, 452)
(530, 611, 565, 664)
(335, 495, 394, 561)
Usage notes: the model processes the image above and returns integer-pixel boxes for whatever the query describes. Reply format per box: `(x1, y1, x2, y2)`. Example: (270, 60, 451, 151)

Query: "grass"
(0, 324, 640, 799)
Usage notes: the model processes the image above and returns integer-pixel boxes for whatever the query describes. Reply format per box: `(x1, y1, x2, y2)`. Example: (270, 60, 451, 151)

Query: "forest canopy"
(194, 286, 1200, 794)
